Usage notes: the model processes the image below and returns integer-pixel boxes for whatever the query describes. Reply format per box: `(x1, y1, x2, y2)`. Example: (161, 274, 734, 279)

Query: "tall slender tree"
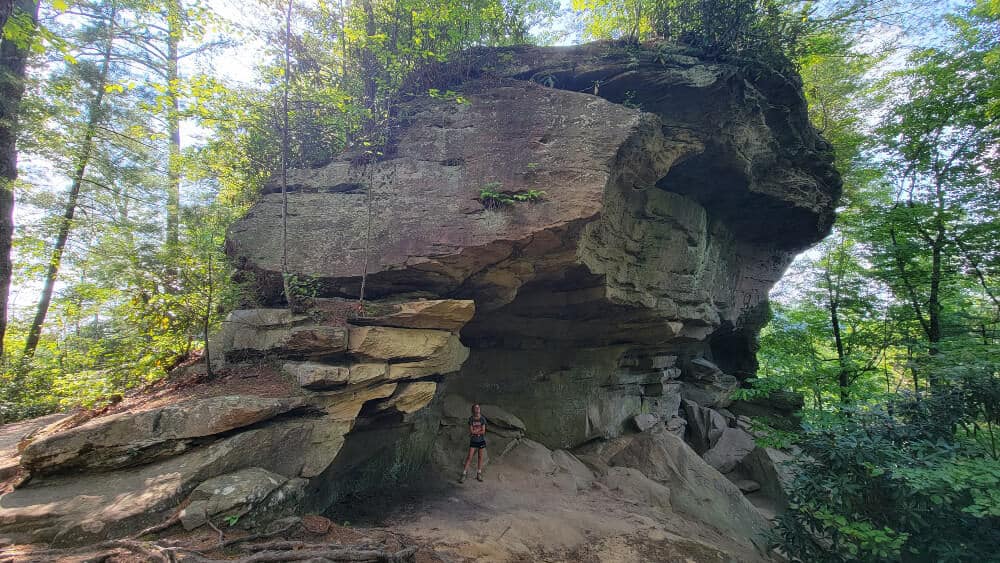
(0, 0, 38, 359)
(164, 0, 182, 261)
(24, 1, 120, 359)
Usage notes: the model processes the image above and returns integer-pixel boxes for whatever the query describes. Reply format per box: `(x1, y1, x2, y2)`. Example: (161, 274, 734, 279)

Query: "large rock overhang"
(226, 42, 840, 448)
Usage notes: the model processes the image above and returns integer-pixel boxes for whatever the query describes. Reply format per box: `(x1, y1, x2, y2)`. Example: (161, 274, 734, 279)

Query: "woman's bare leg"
(462, 447, 475, 473)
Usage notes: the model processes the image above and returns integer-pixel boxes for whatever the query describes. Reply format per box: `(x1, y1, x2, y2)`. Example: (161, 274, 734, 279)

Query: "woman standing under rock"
(460, 404, 488, 482)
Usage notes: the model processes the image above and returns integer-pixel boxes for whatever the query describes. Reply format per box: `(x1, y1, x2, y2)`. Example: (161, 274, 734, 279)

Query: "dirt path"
(361, 449, 772, 563)
(0, 421, 774, 562)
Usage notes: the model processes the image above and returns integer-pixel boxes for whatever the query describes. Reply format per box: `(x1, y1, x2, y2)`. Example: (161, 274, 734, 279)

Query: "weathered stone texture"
(0, 42, 836, 547)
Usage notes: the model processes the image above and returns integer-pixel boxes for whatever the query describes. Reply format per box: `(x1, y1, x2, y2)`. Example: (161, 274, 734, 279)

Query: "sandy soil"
(0, 443, 773, 563)
(344, 450, 773, 563)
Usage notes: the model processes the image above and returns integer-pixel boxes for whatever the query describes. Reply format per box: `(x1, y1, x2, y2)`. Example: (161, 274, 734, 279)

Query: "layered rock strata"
(0, 298, 473, 545)
(229, 42, 838, 450)
(0, 42, 836, 549)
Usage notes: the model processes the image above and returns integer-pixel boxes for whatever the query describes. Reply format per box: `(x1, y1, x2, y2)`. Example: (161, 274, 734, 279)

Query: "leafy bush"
(478, 183, 546, 209)
(776, 383, 1000, 562)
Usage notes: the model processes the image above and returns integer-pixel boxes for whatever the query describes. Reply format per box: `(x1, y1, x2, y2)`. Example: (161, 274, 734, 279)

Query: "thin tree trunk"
(928, 235, 943, 354)
(924, 184, 946, 387)
(24, 7, 116, 359)
(823, 254, 850, 404)
(0, 0, 15, 34)
(830, 296, 849, 403)
(165, 0, 182, 272)
(338, 0, 350, 142)
(339, 0, 347, 81)
(0, 0, 38, 360)
(360, 0, 377, 136)
(280, 0, 292, 307)
(889, 223, 931, 339)
(203, 253, 213, 377)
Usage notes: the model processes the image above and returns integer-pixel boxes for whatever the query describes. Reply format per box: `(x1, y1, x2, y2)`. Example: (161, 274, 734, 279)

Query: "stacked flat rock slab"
(19, 396, 307, 475)
(0, 298, 475, 546)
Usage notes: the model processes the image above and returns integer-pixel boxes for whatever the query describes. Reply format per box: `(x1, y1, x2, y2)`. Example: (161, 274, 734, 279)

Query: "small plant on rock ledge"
(283, 273, 322, 312)
(478, 182, 546, 210)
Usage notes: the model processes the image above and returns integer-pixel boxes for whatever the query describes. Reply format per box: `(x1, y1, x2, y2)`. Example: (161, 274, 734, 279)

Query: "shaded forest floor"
(0, 434, 769, 562)
(0, 367, 771, 562)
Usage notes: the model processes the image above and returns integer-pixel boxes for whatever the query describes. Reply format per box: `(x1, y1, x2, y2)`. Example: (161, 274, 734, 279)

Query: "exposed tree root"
(177, 545, 417, 562)
(0, 516, 418, 563)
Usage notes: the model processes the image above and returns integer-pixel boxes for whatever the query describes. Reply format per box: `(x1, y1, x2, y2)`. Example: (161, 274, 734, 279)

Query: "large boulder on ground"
(609, 429, 771, 550)
(496, 439, 593, 493)
(481, 404, 527, 433)
(178, 467, 289, 530)
(633, 413, 661, 432)
(551, 449, 594, 491)
(682, 399, 728, 454)
(0, 418, 313, 546)
(702, 427, 757, 474)
(600, 466, 673, 511)
(739, 446, 795, 511)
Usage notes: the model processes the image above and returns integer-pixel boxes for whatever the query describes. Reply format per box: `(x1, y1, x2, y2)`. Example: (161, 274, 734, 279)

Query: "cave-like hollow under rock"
(225, 41, 840, 500)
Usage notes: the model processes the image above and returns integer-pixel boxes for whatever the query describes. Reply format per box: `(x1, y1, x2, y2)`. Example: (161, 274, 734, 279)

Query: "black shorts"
(469, 439, 486, 449)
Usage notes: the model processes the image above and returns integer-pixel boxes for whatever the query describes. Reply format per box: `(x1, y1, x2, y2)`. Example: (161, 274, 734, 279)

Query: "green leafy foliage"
(478, 183, 545, 209)
(776, 386, 1000, 562)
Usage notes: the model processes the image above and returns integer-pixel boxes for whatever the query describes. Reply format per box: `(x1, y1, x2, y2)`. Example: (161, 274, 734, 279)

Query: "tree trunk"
(0, 0, 38, 361)
(924, 182, 946, 388)
(0, 0, 15, 33)
(928, 237, 943, 355)
(203, 253, 213, 377)
(280, 0, 292, 307)
(822, 258, 850, 404)
(165, 0, 182, 272)
(23, 8, 115, 359)
(360, 0, 377, 137)
(830, 296, 849, 403)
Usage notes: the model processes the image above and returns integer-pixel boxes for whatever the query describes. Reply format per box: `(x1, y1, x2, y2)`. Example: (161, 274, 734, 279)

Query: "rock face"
(608, 430, 772, 548)
(0, 299, 473, 546)
(20, 397, 307, 475)
(228, 42, 837, 452)
(0, 42, 834, 548)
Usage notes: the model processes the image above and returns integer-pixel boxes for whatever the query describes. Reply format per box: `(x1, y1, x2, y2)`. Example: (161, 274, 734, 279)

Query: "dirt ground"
(0, 366, 773, 562)
(0, 441, 772, 563)
(324, 447, 772, 563)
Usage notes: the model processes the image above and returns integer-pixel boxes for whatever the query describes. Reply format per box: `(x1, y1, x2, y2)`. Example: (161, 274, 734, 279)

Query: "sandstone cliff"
(0, 42, 838, 555)
(228, 41, 837, 447)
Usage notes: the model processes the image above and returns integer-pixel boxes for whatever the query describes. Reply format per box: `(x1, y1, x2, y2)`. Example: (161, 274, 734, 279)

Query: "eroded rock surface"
(20, 396, 307, 475)
(226, 43, 836, 458)
(609, 429, 771, 548)
(0, 41, 834, 550)
(0, 299, 473, 545)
